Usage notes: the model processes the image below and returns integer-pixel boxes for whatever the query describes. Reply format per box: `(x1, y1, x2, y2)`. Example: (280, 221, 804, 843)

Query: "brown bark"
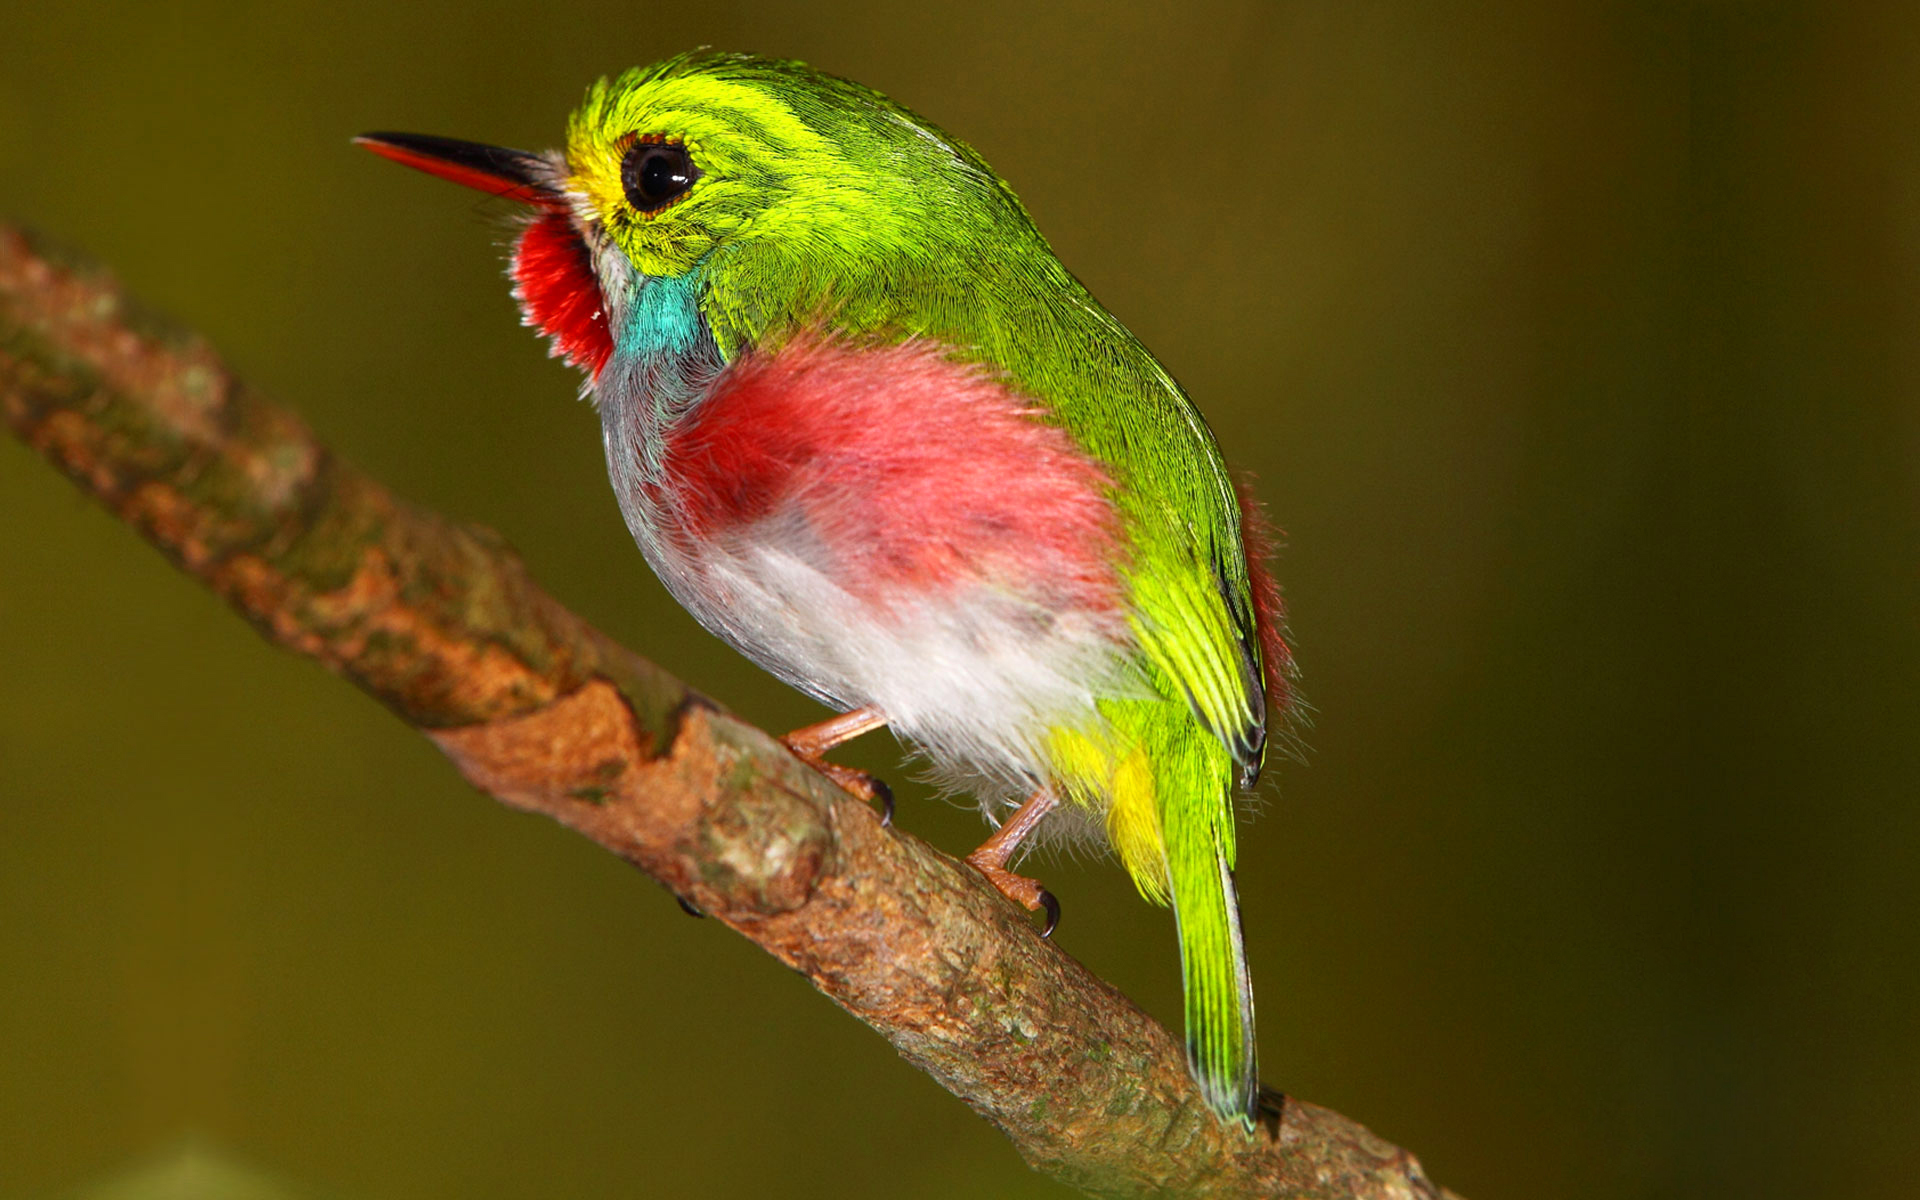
(0, 224, 1461, 1200)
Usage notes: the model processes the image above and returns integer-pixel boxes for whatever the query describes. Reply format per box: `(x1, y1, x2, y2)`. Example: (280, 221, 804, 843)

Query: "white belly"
(635, 511, 1136, 804)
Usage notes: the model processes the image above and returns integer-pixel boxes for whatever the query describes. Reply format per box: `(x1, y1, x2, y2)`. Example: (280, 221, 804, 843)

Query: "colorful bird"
(359, 50, 1293, 1128)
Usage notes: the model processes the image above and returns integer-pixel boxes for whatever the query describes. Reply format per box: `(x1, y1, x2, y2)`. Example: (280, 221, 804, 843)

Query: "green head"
(564, 53, 1023, 279)
(361, 52, 1053, 363)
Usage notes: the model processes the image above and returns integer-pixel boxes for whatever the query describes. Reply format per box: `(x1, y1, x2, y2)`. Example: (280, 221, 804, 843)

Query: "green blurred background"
(3, 2, 1916, 1197)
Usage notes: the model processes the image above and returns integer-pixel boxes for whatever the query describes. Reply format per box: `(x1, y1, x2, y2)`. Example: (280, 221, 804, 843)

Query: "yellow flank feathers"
(1043, 718, 1172, 905)
(1107, 746, 1169, 903)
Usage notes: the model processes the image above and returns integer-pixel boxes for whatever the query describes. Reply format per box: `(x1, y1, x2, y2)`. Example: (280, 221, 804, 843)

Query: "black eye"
(621, 139, 699, 212)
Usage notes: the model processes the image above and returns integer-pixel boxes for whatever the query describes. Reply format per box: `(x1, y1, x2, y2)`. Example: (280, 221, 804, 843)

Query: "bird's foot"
(963, 787, 1062, 937)
(780, 707, 895, 826)
(964, 854, 1061, 938)
(801, 756, 895, 827)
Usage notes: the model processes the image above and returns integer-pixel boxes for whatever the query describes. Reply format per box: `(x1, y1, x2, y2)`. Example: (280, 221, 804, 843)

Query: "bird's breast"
(597, 333, 1144, 794)
(640, 335, 1128, 613)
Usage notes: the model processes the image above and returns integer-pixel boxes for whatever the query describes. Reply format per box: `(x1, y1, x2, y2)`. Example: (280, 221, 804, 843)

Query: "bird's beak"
(355, 132, 559, 206)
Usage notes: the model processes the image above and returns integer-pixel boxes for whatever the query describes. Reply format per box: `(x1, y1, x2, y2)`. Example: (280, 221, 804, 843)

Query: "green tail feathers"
(1166, 809, 1259, 1129)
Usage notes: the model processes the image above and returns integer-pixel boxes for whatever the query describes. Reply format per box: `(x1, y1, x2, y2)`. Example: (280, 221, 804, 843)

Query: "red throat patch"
(511, 212, 613, 377)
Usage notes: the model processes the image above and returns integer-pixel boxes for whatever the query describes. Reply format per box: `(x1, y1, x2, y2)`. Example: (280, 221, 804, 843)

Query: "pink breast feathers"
(653, 337, 1127, 615)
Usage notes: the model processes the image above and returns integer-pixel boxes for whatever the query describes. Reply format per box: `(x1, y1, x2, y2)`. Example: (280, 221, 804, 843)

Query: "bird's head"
(360, 52, 1020, 379)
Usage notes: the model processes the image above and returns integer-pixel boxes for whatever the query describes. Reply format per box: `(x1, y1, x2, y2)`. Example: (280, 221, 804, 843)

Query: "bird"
(358, 50, 1293, 1129)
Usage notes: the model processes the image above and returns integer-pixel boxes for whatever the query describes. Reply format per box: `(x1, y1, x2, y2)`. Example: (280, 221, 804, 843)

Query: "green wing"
(999, 286, 1271, 791)
(1127, 507, 1269, 789)
(981, 286, 1267, 1129)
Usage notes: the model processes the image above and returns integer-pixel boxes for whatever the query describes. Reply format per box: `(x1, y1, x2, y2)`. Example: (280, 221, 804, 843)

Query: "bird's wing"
(1126, 485, 1268, 793)
(983, 287, 1272, 793)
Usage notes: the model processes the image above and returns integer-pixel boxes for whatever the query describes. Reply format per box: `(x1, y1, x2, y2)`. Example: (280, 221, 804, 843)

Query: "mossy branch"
(0, 224, 1460, 1200)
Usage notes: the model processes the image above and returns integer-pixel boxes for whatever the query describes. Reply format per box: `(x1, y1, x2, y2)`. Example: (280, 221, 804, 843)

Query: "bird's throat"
(510, 212, 614, 377)
(594, 259, 726, 496)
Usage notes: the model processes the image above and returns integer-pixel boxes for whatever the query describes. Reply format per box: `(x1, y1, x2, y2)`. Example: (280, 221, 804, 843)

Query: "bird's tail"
(1165, 794, 1259, 1129)
(1064, 711, 1259, 1129)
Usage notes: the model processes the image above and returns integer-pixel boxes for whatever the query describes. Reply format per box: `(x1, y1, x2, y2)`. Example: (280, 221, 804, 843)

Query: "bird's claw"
(966, 857, 1060, 938)
(802, 759, 895, 827)
(1037, 887, 1060, 939)
(779, 708, 894, 826)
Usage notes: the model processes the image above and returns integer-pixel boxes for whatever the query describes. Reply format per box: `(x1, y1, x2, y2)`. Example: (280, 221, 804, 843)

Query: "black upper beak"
(355, 132, 558, 205)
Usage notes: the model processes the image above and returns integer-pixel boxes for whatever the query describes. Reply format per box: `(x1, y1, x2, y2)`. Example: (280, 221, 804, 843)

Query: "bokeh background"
(3, 2, 1917, 1197)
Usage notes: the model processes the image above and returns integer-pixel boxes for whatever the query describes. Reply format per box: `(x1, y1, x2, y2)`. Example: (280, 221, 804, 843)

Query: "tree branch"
(0, 224, 1460, 1200)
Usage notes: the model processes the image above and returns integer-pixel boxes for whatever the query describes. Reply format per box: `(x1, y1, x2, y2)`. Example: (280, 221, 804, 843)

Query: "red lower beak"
(355, 132, 558, 205)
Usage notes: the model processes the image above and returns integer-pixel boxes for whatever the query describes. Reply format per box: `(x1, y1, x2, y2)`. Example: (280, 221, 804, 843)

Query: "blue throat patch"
(620, 265, 707, 361)
(611, 261, 725, 426)
(594, 258, 727, 485)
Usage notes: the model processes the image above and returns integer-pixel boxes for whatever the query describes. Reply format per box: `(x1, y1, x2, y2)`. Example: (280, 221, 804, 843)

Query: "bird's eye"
(621, 139, 699, 212)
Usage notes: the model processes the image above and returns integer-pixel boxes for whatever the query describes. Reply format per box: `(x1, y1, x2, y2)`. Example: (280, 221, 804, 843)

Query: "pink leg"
(965, 788, 1062, 937)
(781, 705, 894, 824)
